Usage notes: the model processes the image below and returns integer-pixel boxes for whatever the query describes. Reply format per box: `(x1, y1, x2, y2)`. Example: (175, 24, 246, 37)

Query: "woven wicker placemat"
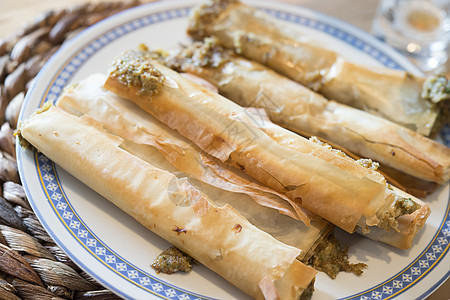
(0, 2, 144, 299)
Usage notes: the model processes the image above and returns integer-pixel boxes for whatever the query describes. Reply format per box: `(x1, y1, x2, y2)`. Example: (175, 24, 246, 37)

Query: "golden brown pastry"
(104, 51, 430, 241)
(57, 73, 333, 261)
(187, 0, 449, 136)
(153, 40, 450, 185)
(59, 73, 428, 251)
(18, 105, 317, 300)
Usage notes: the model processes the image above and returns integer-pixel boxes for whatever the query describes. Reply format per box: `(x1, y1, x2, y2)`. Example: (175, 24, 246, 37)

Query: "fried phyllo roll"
(187, 0, 449, 136)
(59, 73, 428, 254)
(152, 40, 450, 185)
(104, 51, 429, 241)
(18, 105, 317, 299)
(57, 73, 328, 253)
(58, 74, 312, 225)
(57, 73, 378, 276)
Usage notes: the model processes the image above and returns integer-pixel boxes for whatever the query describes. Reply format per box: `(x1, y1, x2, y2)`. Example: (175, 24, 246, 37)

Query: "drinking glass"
(372, 0, 450, 73)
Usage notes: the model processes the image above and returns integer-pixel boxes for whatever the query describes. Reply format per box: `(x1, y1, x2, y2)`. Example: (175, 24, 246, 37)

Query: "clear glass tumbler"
(372, 0, 450, 73)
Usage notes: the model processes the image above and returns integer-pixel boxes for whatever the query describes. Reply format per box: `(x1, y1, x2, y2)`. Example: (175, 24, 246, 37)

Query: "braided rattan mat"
(0, 2, 145, 299)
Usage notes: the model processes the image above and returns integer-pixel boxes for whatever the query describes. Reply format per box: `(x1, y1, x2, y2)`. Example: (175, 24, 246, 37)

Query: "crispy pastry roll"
(58, 74, 312, 225)
(154, 40, 450, 185)
(187, 0, 450, 136)
(57, 74, 376, 277)
(18, 105, 317, 299)
(104, 51, 430, 241)
(357, 186, 429, 250)
(57, 73, 334, 256)
(58, 73, 424, 254)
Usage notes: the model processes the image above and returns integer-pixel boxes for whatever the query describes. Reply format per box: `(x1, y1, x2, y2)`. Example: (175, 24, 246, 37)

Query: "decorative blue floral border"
(29, 3, 449, 300)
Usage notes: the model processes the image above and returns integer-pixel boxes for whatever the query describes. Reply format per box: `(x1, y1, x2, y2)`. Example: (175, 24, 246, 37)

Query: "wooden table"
(0, 0, 448, 299)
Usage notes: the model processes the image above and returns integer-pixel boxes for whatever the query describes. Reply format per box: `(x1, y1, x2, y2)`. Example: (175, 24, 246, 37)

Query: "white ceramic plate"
(17, 1, 450, 299)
